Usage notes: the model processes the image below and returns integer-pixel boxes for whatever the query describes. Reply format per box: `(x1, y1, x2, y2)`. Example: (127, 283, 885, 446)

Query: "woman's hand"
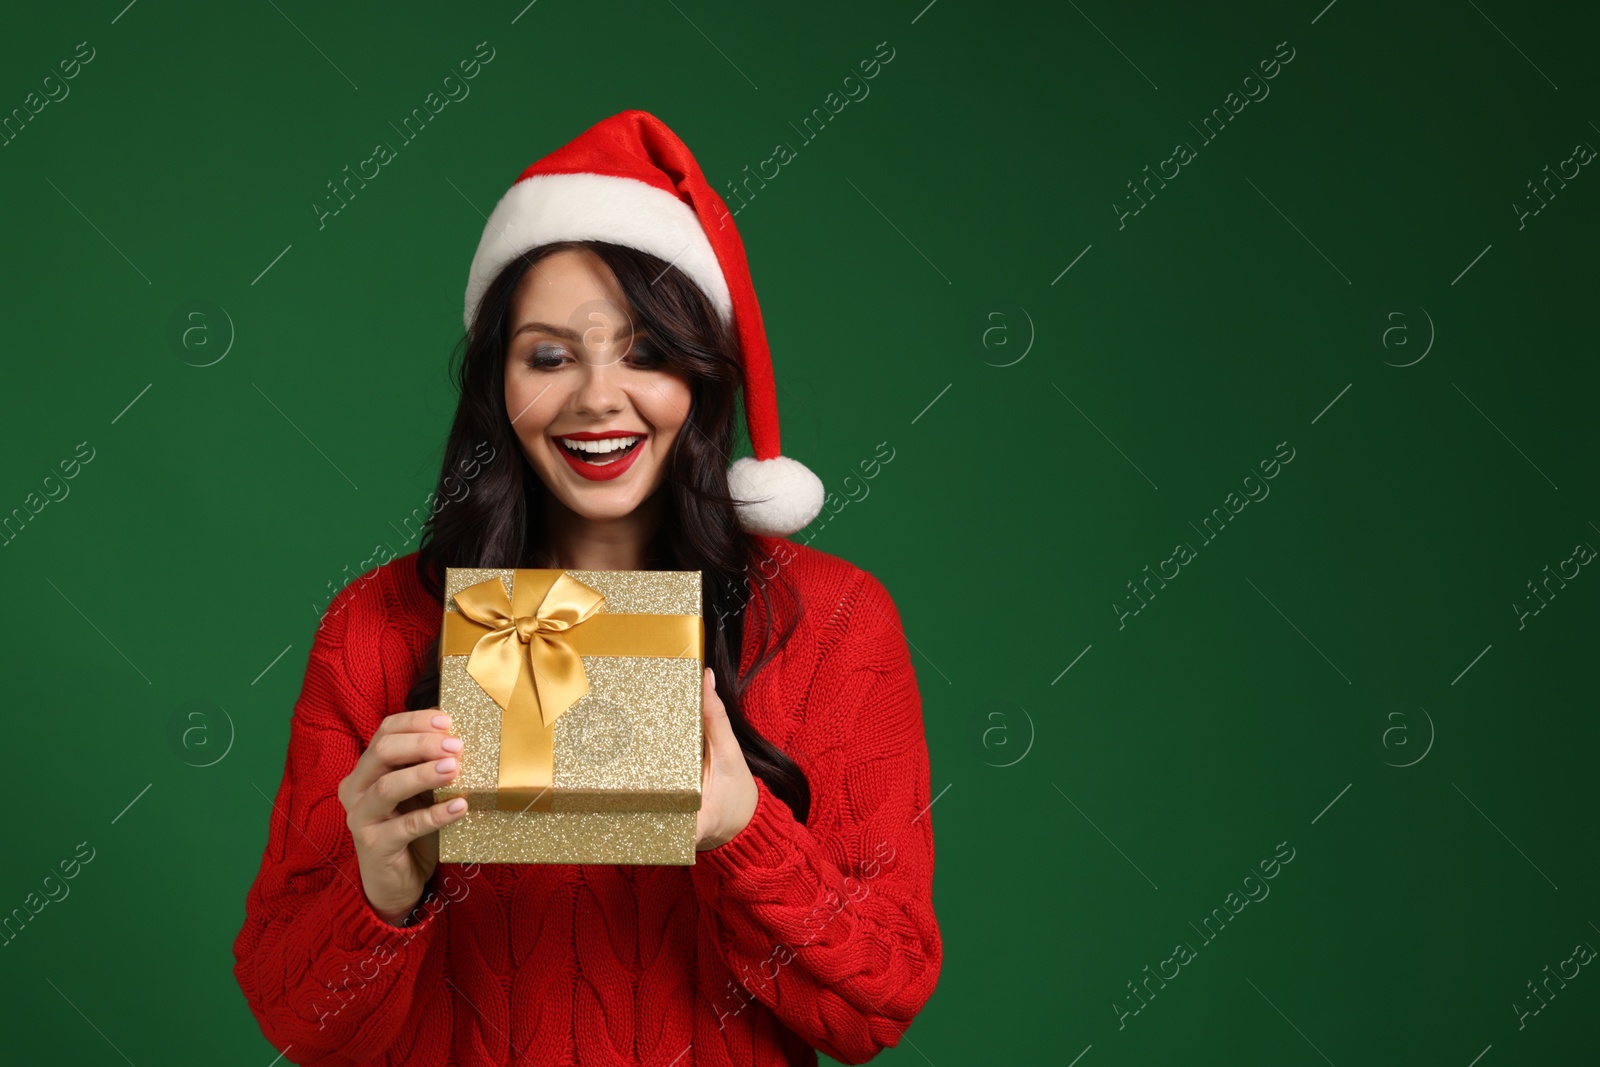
(336, 709, 470, 926)
(696, 668, 759, 850)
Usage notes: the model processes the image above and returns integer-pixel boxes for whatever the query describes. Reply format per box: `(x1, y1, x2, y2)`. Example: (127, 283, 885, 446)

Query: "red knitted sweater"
(232, 537, 941, 1067)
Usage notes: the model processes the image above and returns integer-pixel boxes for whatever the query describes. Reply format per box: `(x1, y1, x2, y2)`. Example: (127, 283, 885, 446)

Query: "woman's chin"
(548, 482, 660, 524)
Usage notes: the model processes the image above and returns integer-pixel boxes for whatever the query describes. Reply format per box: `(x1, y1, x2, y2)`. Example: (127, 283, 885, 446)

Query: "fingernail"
(432, 714, 452, 729)
(436, 757, 458, 773)
(446, 797, 467, 813)
(440, 737, 463, 753)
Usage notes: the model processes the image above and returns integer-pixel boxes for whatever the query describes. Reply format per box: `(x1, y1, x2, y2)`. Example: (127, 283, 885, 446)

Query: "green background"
(3, 0, 1597, 1062)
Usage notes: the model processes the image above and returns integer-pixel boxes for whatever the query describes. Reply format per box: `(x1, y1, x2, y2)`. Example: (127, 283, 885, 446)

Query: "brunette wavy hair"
(403, 240, 812, 824)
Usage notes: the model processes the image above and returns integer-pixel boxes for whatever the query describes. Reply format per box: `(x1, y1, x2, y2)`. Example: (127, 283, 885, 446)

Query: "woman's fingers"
(373, 707, 452, 741)
(349, 752, 462, 829)
(693, 666, 758, 849)
(340, 708, 465, 832)
(343, 711, 458, 797)
(363, 793, 470, 855)
(701, 667, 737, 759)
(339, 708, 470, 918)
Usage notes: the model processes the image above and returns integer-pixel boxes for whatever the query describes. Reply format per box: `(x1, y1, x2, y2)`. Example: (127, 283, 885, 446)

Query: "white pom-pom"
(726, 456, 825, 536)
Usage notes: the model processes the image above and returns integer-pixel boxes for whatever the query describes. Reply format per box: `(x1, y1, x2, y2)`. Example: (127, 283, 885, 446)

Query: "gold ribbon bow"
(441, 570, 703, 812)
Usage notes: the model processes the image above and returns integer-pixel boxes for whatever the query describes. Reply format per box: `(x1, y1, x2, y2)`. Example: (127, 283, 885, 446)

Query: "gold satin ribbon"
(441, 570, 703, 812)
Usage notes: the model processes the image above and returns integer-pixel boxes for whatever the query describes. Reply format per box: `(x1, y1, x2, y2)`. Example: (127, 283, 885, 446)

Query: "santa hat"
(462, 109, 824, 538)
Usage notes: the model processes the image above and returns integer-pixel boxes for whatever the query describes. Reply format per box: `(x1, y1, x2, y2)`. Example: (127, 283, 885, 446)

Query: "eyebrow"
(512, 320, 639, 342)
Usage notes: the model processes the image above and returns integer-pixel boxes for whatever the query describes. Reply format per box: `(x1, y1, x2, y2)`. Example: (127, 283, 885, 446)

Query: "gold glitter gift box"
(433, 567, 704, 865)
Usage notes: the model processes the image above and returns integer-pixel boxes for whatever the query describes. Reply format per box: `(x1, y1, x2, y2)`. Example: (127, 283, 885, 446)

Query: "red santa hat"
(462, 109, 825, 538)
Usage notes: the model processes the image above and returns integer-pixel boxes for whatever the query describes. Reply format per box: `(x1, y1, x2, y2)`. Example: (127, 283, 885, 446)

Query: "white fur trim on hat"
(727, 456, 825, 537)
(463, 172, 733, 330)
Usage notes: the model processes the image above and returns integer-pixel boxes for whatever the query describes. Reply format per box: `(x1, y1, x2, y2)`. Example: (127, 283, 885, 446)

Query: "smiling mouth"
(555, 435, 644, 466)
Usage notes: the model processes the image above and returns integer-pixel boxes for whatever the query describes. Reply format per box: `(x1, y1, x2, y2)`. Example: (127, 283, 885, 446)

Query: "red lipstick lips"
(551, 431, 647, 482)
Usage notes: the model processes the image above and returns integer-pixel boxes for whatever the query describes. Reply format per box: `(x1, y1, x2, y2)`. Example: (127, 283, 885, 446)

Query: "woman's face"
(503, 248, 693, 523)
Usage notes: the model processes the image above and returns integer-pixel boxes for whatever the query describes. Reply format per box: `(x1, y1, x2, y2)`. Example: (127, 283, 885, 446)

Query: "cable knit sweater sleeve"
(690, 567, 942, 1065)
(232, 574, 445, 1066)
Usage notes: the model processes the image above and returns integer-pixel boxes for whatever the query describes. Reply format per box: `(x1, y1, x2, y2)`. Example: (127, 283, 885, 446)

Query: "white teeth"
(558, 435, 642, 456)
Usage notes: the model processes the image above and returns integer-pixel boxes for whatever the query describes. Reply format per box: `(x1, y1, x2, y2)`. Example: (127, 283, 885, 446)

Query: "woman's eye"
(525, 343, 570, 369)
(523, 339, 663, 369)
(627, 341, 664, 366)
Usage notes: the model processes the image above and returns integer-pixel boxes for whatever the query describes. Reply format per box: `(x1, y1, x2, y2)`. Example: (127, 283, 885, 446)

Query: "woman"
(232, 110, 941, 1067)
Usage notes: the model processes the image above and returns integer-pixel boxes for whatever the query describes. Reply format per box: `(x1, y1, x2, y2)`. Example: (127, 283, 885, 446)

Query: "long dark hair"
(404, 240, 812, 825)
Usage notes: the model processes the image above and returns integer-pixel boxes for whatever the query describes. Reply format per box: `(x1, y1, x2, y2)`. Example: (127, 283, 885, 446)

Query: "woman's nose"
(571, 353, 624, 416)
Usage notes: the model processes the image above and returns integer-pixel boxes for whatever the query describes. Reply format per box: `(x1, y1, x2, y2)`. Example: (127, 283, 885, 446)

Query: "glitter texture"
(435, 567, 703, 865)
